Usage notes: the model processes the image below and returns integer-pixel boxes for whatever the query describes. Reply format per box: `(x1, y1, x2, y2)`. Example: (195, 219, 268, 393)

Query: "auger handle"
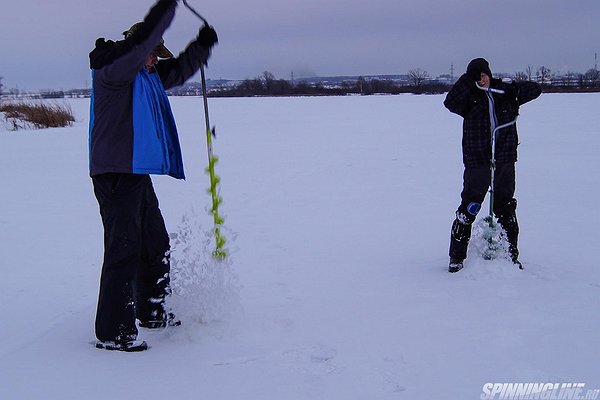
(476, 82, 505, 94)
(181, 0, 210, 26)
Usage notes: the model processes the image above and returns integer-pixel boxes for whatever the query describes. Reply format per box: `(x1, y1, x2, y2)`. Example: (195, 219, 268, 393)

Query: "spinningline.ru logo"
(481, 383, 600, 400)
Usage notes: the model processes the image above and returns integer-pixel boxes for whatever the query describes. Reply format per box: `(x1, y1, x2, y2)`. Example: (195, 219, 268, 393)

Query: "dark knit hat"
(466, 58, 492, 80)
(123, 22, 174, 58)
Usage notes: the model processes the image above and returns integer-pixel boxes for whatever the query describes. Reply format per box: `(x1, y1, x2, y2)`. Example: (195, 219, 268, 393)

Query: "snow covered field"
(0, 93, 598, 399)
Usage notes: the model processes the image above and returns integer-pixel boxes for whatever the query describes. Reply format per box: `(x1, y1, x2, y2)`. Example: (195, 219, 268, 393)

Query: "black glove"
(503, 81, 520, 111)
(198, 25, 218, 48)
(467, 67, 481, 82)
(504, 81, 519, 98)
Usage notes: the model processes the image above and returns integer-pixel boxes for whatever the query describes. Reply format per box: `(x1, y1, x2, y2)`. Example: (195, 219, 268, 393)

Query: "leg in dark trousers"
(449, 163, 518, 262)
(92, 173, 171, 342)
(135, 180, 171, 323)
(492, 163, 519, 262)
(449, 165, 490, 261)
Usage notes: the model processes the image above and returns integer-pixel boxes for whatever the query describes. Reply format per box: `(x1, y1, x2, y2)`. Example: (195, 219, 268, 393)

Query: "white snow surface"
(0, 94, 599, 399)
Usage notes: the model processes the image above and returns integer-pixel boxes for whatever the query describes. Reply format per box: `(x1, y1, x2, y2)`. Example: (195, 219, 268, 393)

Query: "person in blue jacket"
(89, 0, 217, 351)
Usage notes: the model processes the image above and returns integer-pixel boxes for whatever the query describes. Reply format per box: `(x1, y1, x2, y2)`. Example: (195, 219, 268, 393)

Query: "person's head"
(478, 72, 491, 88)
(467, 58, 492, 87)
(122, 22, 173, 69)
(145, 52, 159, 70)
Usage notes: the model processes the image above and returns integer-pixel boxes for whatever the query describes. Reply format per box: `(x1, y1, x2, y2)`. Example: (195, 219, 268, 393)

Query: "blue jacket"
(89, 0, 210, 179)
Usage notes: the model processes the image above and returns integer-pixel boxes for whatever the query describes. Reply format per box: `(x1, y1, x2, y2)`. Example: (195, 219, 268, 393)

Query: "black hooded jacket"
(444, 74, 541, 167)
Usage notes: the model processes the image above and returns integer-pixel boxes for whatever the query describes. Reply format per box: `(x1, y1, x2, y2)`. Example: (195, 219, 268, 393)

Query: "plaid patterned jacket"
(444, 74, 542, 167)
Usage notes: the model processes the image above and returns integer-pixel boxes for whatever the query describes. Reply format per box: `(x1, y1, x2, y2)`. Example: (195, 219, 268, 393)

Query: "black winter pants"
(449, 163, 519, 262)
(92, 173, 171, 342)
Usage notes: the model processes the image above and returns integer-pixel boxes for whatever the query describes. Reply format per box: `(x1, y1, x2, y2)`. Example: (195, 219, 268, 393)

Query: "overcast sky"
(1, 0, 599, 91)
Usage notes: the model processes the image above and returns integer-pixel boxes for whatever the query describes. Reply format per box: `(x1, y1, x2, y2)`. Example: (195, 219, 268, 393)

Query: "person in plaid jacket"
(444, 58, 541, 273)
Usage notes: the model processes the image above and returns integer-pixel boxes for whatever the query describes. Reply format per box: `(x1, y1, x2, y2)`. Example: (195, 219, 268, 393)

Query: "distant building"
(40, 91, 65, 99)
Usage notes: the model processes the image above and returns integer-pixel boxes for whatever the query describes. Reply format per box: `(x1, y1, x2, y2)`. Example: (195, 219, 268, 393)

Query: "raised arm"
(96, 0, 178, 84)
(444, 74, 474, 118)
(156, 25, 218, 90)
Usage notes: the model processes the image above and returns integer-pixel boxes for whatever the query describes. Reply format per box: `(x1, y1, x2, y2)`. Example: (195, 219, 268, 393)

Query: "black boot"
(496, 199, 522, 269)
(448, 258, 464, 273)
(448, 212, 474, 272)
(96, 339, 148, 352)
(139, 312, 181, 329)
(95, 334, 148, 352)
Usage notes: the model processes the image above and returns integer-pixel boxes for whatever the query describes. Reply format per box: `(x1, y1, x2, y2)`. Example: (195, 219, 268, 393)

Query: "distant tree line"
(212, 71, 345, 97)
(500, 65, 600, 92)
(205, 71, 449, 98)
(4, 64, 600, 100)
(203, 65, 600, 97)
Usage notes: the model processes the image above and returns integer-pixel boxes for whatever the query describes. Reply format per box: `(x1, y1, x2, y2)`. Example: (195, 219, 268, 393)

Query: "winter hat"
(123, 22, 174, 59)
(466, 58, 492, 80)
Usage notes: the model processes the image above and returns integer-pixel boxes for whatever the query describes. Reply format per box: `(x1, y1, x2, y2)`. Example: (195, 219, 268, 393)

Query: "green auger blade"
(482, 216, 501, 260)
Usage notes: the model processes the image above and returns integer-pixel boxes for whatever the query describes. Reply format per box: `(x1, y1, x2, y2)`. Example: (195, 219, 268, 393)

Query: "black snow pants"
(449, 163, 519, 262)
(92, 173, 171, 342)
